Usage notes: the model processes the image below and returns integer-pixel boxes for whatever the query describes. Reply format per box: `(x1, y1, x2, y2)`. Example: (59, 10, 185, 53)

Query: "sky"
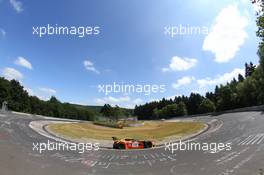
(0, 0, 261, 108)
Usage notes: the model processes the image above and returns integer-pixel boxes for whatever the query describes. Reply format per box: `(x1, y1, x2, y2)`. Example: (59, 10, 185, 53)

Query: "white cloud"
(35, 87, 57, 100)
(0, 29, 6, 37)
(240, 0, 248, 4)
(9, 0, 23, 13)
(24, 87, 57, 100)
(203, 4, 248, 63)
(2, 67, 23, 80)
(24, 87, 34, 96)
(172, 76, 195, 89)
(132, 98, 144, 104)
(197, 68, 244, 88)
(240, 0, 262, 15)
(15, 57, 33, 70)
(250, 0, 263, 14)
(165, 96, 175, 100)
(162, 56, 197, 72)
(148, 98, 160, 102)
(39, 87, 57, 95)
(96, 96, 130, 105)
(69, 101, 88, 106)
(95, 96, 144, 108)
(83, 60, 100, 74)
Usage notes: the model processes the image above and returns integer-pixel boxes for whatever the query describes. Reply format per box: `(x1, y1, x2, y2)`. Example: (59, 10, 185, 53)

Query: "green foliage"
(0, 78, 96, 121)
(100, 104, 112, 117)
(100, 104, 128, 121)
(215, 85, 234, 111)
(187, 93, 204, 115)
(159, 104, 178, 119)
(253, 67, 264, 104)
(238, 73, 245, 82)
(245, 62, 256, 77)
(0, 78, 10, 103)
(255, 0, 264, 105)
(8, 80, 31, 112)
(135, 62, 263, 120)
(177, 102, 188, 116)
(256, 2, 264, 71)
(152, 102, 187, 119)
(199, 98, 216, 113)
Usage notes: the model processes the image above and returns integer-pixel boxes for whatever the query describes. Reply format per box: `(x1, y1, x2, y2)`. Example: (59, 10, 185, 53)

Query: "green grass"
(48, 121, 205, 141)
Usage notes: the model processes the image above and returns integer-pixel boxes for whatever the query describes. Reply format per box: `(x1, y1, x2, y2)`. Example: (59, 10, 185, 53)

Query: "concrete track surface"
(0, 111, 264, 175)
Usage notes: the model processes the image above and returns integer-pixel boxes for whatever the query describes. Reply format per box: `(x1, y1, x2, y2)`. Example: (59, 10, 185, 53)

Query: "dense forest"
(134, 62, 263, 120)
(0, 77, 97, 120)
(135, 1, 264, 120)
(0, 77, 133, 121)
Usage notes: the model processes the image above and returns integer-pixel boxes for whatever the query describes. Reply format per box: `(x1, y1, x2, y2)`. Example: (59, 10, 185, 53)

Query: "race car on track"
(112, 137, 154, 149)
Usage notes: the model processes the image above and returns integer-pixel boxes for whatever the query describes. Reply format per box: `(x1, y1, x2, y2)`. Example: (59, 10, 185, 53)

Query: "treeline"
(0, 78, 96, 120)
(100, 104, 133, 120)
(135, 63, 264, 120)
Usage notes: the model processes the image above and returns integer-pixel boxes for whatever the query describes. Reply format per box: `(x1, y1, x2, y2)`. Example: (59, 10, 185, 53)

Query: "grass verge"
(47, 121, 205, 141)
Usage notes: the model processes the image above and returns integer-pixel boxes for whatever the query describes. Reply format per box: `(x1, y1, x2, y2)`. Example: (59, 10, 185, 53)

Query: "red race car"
(112, 137, 154, 149)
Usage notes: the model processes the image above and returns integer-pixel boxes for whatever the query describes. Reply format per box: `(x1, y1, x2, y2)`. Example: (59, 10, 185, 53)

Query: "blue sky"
(0, 0, 260, 108)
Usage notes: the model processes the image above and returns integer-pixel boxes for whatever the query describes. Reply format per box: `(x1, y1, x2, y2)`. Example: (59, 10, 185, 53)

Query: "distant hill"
(69, 104, 134, 115)
(70, 104, 103, 113)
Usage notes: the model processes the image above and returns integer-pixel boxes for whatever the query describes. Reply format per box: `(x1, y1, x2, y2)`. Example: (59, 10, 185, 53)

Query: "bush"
(176, 102, 188, 116)
(155, 102, 187, 119)
(199, 98, 216, 113)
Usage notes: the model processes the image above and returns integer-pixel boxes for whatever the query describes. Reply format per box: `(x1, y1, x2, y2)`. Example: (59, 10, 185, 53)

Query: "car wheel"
(144, 141, 153, 148)
(118, 143, 126, 149)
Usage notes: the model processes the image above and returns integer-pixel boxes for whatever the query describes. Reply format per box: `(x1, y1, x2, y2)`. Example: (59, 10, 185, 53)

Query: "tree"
(254, 0, 264, 71)
(153, 102, 187, 119)
(215, 85, 235, 111)
(199, 99, 216, 113)
(113, 105, 122, 121)
(252, 66, 264, 104)
(8, 80, 30, 112)
(187, 93, 204, 115)
(153, 108, 160, 120)
(236, 76, 258, 107)
(238, 73, 245, 82)
(47, 96, 63, 117)
(29, 96, 43, 114)
(176, 102, 188, 116)
(100, 104, 112, 117)
(245, 62, 256, 77)
(0, 78, 10, 104)
(253, 0, 264, 106)
(100, 104, 125, 121)
(206, 92, 216, 104)
(0, 77, 96, 121)
(161, 104, 178, 118)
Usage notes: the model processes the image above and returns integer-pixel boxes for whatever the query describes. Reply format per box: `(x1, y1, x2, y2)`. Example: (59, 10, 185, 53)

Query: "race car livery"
(112, 137, 154, 149)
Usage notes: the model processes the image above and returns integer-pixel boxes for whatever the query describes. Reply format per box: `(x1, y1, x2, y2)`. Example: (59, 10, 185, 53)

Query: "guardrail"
(168, 105, 264, 119)
(212, 105, 264, 115)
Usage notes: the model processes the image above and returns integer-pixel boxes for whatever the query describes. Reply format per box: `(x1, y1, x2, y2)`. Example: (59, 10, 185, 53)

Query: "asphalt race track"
(0, 110, 264, 175)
